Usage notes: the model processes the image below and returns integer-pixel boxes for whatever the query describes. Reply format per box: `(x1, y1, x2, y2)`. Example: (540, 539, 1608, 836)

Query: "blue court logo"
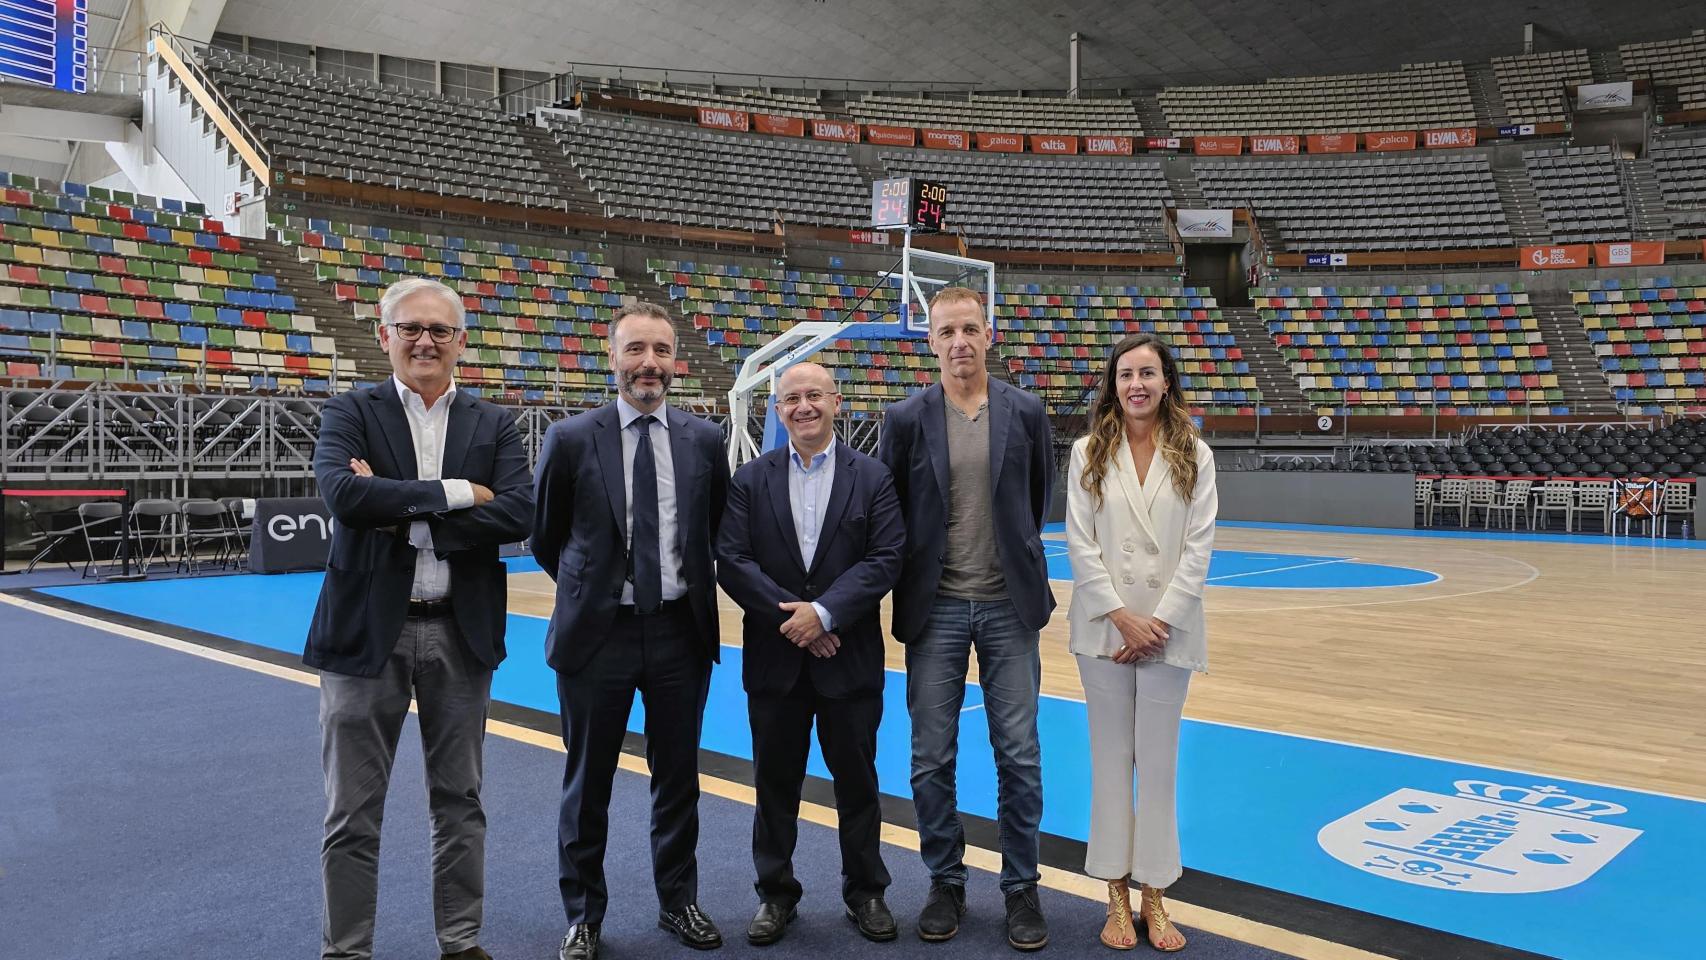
(1317, 780, 1641, 893)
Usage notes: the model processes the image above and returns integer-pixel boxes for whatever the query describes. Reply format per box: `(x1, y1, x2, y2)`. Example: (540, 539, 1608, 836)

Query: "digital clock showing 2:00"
(870, 177, 949, 232)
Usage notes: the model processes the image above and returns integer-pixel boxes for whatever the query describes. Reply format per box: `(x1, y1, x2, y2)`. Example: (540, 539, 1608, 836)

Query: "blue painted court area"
(1040, 538, 1439, 589)
(35, 567, 1702, 960)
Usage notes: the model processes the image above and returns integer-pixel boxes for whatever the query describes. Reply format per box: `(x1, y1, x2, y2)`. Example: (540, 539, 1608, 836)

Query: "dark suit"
(306, 378, 532, 959)
(308, 381, 533, 676)
(876, 379, 1057, 644)
(716, 441, 904, 907)
(531, 401, 728, 926)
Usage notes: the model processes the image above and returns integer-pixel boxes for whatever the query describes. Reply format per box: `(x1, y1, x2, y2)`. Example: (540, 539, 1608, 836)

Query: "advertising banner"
(1423, 126, 1477, 148)
(1594, 242, 1665, 267)
(1084, 135, 1135, 155)
(921, 128, 970, 150)
(752, 113, 804, 137)
(1031, 134, 1079, 154)
(811, 119, 861, 142)
(696, 107, 750, 132)
(865, 124, 917, 147)
(1307, 133, 1357, 153)
(1176, 209, 1234, 238)
(1192, 136, 1243, 155)
(1250, 135, 1301, 154)
(1577, 81, 1634, 110)
(976, 131, 1024, 152)
(1521, 244, 1592, 269)
(1365, 130, 1418, 151)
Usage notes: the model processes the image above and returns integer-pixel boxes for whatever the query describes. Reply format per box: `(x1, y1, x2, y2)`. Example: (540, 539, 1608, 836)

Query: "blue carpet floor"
(0, 601, 1295, 960)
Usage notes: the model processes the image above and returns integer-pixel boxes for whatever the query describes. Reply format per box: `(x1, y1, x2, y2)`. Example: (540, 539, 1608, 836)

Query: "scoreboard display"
(870, 177, 948, 232)
(0, 0, 89, 93)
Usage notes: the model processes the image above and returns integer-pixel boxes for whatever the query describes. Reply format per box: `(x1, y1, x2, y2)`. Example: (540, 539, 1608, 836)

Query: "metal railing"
(148, 22, 273, 183)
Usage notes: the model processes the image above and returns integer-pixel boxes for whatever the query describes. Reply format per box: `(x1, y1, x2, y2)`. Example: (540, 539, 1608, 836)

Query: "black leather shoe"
(747, 901, 797, 946)
(846, 897, 898, 942)
(916, 882, 966, 942)
(659, 903, 723, 950)
(1004, 887, 1048, 951)
(442, 949, 492, 960)
(558, 924, 599, 960)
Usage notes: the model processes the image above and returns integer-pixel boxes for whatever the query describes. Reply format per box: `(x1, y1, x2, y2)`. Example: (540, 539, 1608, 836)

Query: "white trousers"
(1075, 655, 1192, 887)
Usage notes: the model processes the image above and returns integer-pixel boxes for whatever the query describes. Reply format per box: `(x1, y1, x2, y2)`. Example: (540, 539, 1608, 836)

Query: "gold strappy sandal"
(1140, 885, 1188, 952)
(1100, 879, 1136, 950)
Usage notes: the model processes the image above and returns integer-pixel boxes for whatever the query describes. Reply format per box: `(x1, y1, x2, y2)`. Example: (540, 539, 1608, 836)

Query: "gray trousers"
(319, 613, 493, 960)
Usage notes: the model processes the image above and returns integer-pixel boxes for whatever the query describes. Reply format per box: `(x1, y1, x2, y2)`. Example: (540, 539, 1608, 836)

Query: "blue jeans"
(905, 596, 1043, 893)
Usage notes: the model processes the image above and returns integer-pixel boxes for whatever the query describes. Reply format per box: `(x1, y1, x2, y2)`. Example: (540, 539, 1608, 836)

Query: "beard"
(619, 364, 672, 404)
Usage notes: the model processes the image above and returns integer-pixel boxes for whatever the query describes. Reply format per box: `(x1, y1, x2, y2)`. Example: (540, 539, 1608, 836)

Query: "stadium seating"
(1254, 283, 1563, 415)
(551, 113, 867, 231)
(1195, 153, 1510, 250)
(1648, 130, 1706, 233)
(1572, 275, 1706, 414)
(204, 48, 563, 206)
(994, 283, 1258, 416)
(1491, 49, 1593, 125)
(848, 94, 1143, 135)
(1523, 146, 1633, 243)
(270, 217, 698, 403)
(1620, 32, 1706, 111)
(630, 86, 825, 119)
(878, 151, 1172, 251)
(0, 172, 346, 390)
(1159, 62, 1474, 136)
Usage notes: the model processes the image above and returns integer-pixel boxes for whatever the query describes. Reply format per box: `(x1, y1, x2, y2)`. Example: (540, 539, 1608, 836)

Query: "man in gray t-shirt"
(877, 287, 1056, 952)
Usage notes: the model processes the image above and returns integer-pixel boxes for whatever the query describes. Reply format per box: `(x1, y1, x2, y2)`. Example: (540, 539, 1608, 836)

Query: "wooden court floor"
(510, 526, 1706, 800)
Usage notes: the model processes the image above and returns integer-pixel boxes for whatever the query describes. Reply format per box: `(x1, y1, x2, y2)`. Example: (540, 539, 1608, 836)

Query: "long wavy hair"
(1079, 334, 1200, 509)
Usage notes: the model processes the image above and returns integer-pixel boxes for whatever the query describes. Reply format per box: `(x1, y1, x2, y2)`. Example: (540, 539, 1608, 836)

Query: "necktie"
(630, 414, 661, 614)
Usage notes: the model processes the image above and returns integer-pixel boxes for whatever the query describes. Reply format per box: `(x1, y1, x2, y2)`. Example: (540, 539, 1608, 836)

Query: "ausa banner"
(1193, 136, 1243, 155)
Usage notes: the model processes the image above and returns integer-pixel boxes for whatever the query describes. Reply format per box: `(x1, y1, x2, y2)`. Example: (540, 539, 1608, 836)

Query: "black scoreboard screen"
(870, 177, 948, 232)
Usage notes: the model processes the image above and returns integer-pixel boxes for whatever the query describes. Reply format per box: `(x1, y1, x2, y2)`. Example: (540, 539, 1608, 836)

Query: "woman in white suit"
(1065, 333, 1216, 952)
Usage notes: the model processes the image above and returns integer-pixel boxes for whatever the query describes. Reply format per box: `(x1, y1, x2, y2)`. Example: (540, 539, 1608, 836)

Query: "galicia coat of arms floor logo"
(1317, 779, 1642, 894)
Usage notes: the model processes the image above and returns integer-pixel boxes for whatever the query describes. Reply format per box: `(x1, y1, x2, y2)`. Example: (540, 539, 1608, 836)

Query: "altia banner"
(1176, 209, 1234, 238)
(696, 107, 750, 132)
(1030, 134, 1079, 154)
(1577, 81, 1634, 110)
(1318, 779, 1641, 894)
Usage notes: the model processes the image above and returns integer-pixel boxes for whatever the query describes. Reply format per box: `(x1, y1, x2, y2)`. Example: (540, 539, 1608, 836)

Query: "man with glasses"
(532, 302, 729, 960)
(308, 277, 534, 960)
(715, 362, 905, 946)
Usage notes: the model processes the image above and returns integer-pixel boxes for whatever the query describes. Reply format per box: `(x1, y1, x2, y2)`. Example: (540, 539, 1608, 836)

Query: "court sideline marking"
(0, 591, 1386, 960)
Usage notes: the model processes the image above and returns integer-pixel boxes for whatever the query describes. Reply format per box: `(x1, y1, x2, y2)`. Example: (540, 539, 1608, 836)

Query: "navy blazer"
(876, 379, 1057, 644)
(306, 381, 534, 677)
(531, 402, 728, 674)
(716, 442, 905, 698)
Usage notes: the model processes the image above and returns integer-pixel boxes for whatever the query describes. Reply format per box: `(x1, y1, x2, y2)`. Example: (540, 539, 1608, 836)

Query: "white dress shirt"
(616, 395, 685, 605)
(393, 376, 476, 601)
(788, 436, 836, 631)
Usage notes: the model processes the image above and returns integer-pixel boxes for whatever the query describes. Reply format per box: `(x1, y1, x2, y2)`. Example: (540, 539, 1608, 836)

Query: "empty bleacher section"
(878, 152, 1172, 252)
(631, 86, 825, 119)
(649, 258, 905, 416)
(269, 217, 696, 404)
(848, 94, 1143, 135)
(1620, 31, 1706, 111)
(1573, 276, 1706, 414)
(1490, 49, 1593, 125)
(1195, 153, 1510, 250)
(1523, 146, 1633, 243)
(1340, 421, 1702, 482)
(994, 283, 1256, 416)
(203, 48, 564, 205)
(1158, 63, 1474, 136)
(1254, 284, 1565, 415)
(1649, 130, 1706, 233)
(551, 114, 866, 231)
(0, 173, 348, 390)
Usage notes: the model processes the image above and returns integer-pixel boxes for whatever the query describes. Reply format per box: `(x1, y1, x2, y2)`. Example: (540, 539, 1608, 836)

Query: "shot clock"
(870, 177, 948, 232)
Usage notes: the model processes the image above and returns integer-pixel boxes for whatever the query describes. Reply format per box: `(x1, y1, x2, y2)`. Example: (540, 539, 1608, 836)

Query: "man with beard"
(531, 302, 730, 960)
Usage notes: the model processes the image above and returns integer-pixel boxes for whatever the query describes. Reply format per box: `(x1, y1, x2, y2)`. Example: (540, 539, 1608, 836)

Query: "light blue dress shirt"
(789, 436, 837, 631)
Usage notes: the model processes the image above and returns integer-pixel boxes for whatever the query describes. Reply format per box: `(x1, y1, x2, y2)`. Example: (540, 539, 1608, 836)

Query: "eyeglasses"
(386, 322, 462, 344)
(777, 390, 835, 408)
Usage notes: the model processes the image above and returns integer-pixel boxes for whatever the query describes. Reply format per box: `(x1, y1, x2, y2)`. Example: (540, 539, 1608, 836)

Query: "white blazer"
(1065, 434, 1217, 672)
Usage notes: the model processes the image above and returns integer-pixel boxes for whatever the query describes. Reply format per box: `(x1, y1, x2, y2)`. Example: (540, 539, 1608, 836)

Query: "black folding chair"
(180, 499, 237, 574)
(14, 499, 82, 573)
(77, 501, 129, 580)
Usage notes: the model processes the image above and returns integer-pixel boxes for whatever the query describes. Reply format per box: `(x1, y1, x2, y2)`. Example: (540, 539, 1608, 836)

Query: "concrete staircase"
(1618, 157, 1674, 240)
(1162, 155, 1204, 209)
(618, 265, 736, 405)
(519, 125, 605, 216)
(1492, 165, 1550, 244)
(1532, 300, 1617, 412)
(1589, 49, 1626, 83)
(1132, 92, 1171, 138)
(1466, 62, 1509, 125)
(248, 235, 391, 385)
(1221, 306, 1308, 412)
